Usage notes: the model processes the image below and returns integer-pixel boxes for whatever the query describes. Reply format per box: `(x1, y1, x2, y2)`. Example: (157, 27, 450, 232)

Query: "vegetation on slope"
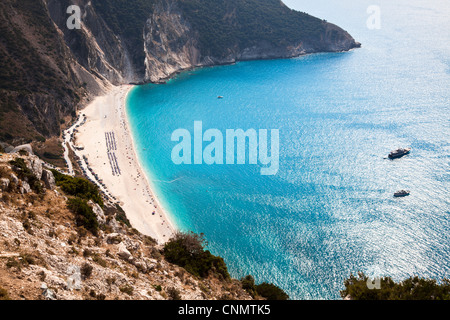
(241, 275, 289, 300)
(178, 0, 328, 57)
(51, 169, 103, 207)
(164, 232, 290, 299)
(341, 273, 450, 300)
(50, 170, 104, 234)
(0, 287, 10, 300)
(164, 232, 230, 280)
(67, 197, 99, 235)
(0, 0, 82, 142)
(93, 0, 333, 59)
(92, 0, 155, 43)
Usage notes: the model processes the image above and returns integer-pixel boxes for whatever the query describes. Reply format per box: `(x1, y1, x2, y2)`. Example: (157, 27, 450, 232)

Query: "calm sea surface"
(127, 0, 450, 299)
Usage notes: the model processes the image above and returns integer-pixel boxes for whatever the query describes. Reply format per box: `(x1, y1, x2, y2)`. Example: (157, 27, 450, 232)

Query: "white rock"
(9, 173, 19, 184)
(20, 181, 32, 194)
(41, 169, 56, 190)
(117, 242, 132, 261)
(106, 233, 122, 244)
(88, 200, 106, 225)
(133, 259, 147, 273)
(29, 157, 43, 180)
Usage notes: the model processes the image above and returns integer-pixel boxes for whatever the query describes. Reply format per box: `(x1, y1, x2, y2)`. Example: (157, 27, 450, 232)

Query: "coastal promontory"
(0, 0, 359, 150)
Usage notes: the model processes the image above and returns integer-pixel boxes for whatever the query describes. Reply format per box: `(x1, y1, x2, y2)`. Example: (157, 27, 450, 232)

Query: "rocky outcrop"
(10, 144, 34, 156)
(42, 169, 56, 190)
(2, 151, 59, 194)
(26, 157, 43, 180)
(117, 242, 132, 261)
(40, 283, 57, 301)
(88, 200, 106, 225)
(9, 173, 19, 185)
(46, 0, 137, 85)
(19, 181, 32, 195)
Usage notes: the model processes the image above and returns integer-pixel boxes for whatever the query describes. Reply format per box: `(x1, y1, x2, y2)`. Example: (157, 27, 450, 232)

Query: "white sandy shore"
(75, 85, 175, 243)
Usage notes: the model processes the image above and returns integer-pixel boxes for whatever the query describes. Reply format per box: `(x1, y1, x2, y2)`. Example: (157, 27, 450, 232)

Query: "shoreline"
(68, 49, 360, 244)
(74, 85, 175, 243)
(137, 46, 361, 85)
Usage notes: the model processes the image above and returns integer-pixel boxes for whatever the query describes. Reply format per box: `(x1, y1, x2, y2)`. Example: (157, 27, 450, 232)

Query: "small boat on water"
(388, 148, 411, 159)
(217, 96, 224, 99)
(394, 190, 410, 197)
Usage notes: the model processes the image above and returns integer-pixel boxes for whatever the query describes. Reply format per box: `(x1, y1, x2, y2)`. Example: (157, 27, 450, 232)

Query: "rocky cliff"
(0, 0, 360, 146)
(0, 152, 254, 300)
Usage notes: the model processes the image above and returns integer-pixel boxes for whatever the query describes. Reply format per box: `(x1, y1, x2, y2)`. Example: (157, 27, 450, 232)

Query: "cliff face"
(143, 0, 202, 82)
(142, 0, 360, 82)
(0, 0, 360, 144)
(46, 0, 138, 85)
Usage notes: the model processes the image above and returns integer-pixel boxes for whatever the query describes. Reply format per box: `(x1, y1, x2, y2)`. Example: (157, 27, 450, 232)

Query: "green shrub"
(154, 285, 162, 292)
(341, 273, 450, 300)
(43, 152, 61, 159)
(52, 170, 103, 206)
(167, 287, 182, 300)
(0, 287, 10, 300)
(163, 232, 230, 280)
(255, 282, 289, 300)
(80, 262, 93, 280)
(92, 254, 108, 268)
(6, 257, 21, 269)
(67, 197, 99, 235)
(241, 275, 257, 297)
(35, 135, 46, 143)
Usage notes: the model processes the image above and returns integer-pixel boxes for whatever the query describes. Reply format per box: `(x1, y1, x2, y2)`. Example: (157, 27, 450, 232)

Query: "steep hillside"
(0, 152, 261, 300)
(0, 0, 359, 150)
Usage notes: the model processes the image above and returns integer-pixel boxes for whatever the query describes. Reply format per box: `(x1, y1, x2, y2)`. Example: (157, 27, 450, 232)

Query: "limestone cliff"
(0, 0, 360, 146)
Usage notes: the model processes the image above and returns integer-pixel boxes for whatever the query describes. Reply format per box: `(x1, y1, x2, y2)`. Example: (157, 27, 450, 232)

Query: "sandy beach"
(75, 85, 175, 243)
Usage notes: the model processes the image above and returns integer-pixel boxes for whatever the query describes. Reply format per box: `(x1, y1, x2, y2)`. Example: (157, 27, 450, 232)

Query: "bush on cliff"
(255, 282, 289, 300)
(341, 273, 450, 300)
(241, 275, 289, 300)
(67, 197, 99, 235)
(163, 232, 230, 280)
(51, 170, 103, 206)
(0, 287, 10, 300)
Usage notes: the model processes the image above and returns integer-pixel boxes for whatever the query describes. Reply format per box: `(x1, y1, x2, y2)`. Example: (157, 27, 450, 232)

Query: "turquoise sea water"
(127, 0, 450, 299)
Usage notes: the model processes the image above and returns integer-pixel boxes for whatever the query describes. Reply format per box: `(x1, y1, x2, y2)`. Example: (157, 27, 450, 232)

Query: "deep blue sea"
(127, 0, 450, 299)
